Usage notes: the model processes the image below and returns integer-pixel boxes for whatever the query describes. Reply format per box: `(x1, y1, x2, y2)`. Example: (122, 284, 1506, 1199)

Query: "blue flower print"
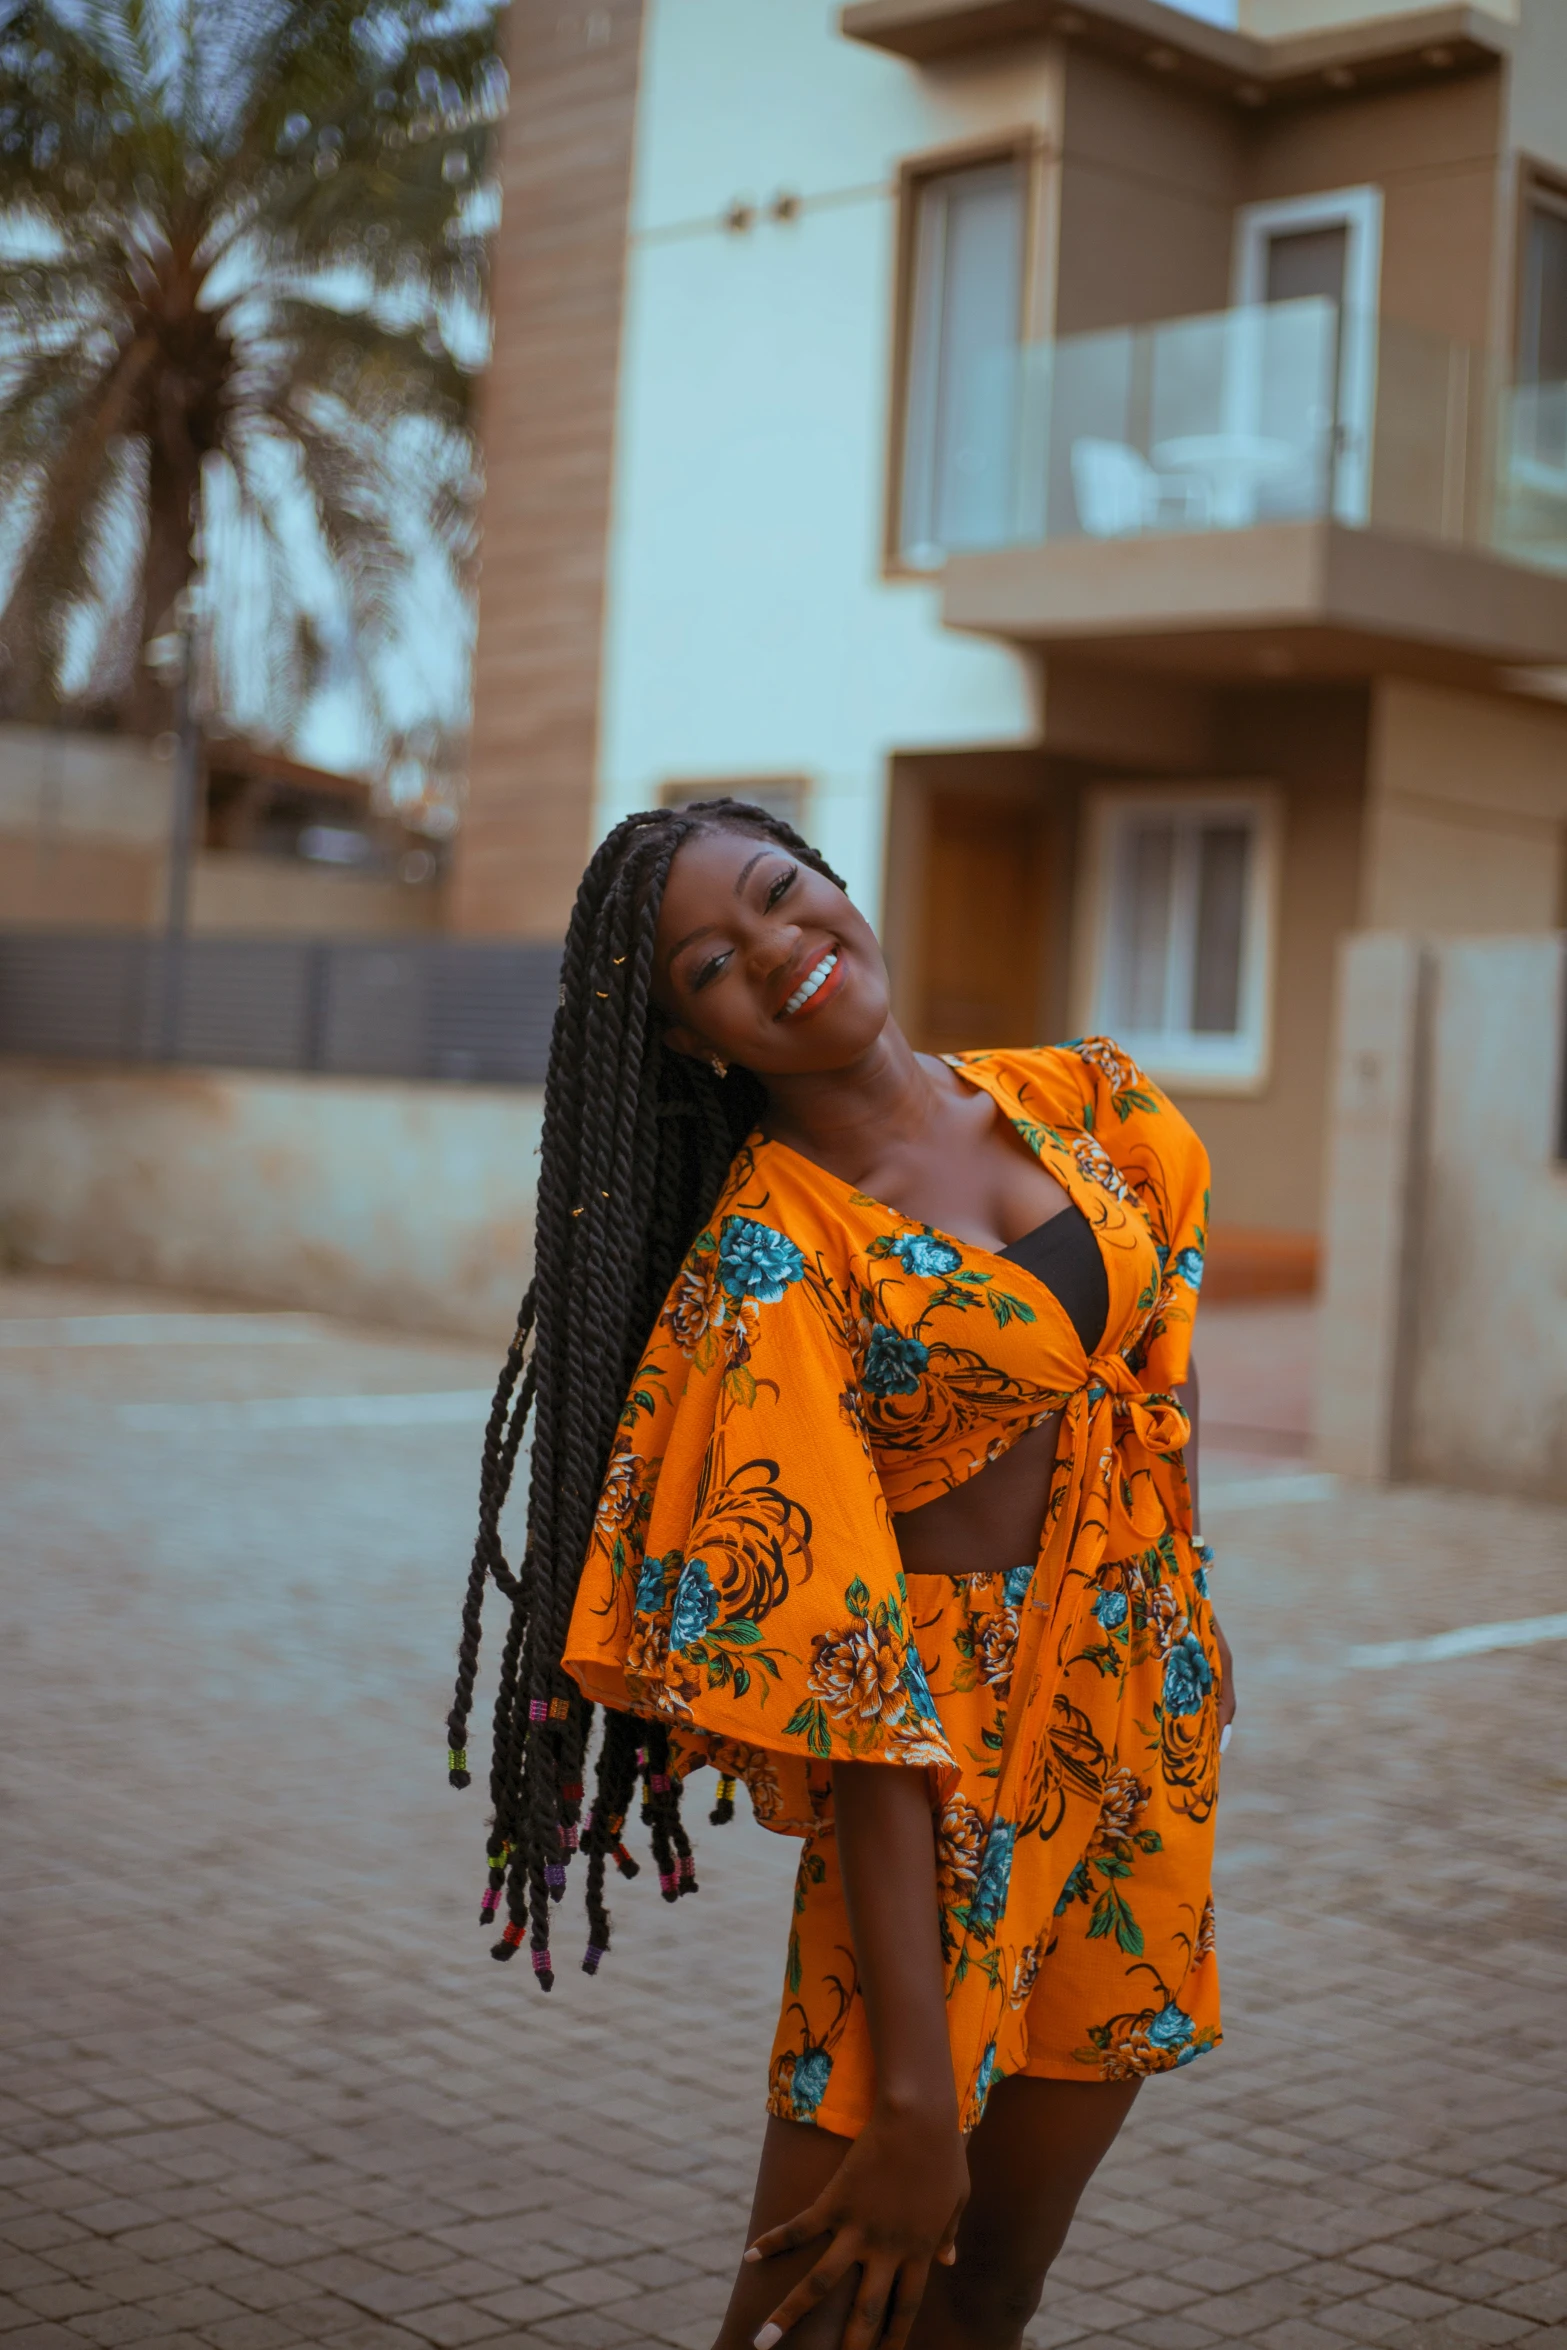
(1170, 1245, 1204, 1293)
(900, 1641, 942, 1724)
(967, 1820, 1015, 1935)
(791, 2046, 832, 2120)
(1002, 1563, 1034, 1607)
(669, 1558, 720, 1651)
(1093, 1588, 1129, 1630)
(1193, 1563, 1210, 1599)
(634, 1553, 670, 1615)
(718, 1216, 804, 1304)
(1147, 2002, 1195, 2053)
(1054, 1860, 1092, 1916)
(894, 1232, 963, 1278)
(862, 1326, 929, 1397)
(1162, 1632, 1213, 1717)
(973, 2041, 998, 2111)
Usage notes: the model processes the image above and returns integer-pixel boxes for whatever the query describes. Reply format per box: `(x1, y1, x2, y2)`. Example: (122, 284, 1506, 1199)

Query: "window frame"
(656, 776, 811, 834)
(1074, 782, 1283, 1096)
(883, 129, 1052, 579)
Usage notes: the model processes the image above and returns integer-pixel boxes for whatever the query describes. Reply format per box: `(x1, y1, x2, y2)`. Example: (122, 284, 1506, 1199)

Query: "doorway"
(1232, 185, 1383, 523)
(915, 788, 1048, 1053)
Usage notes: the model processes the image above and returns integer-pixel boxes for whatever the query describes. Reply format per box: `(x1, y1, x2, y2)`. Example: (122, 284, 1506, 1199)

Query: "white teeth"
(782, 952, 837, 1016)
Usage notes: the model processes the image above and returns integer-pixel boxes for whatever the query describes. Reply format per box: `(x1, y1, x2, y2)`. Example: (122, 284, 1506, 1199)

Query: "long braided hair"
(447, 799, 846, 1986)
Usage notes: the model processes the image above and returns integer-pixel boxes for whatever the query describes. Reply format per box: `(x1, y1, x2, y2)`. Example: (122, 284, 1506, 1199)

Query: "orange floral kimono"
(565, 1039, 1222, 2137)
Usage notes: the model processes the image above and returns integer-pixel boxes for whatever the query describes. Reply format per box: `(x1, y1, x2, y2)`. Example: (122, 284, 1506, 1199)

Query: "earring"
(707, 1053, 728, 1079)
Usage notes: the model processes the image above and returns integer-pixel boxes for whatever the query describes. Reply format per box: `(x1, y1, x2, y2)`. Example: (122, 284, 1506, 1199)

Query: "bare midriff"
(892, 1413, 1064, 1582)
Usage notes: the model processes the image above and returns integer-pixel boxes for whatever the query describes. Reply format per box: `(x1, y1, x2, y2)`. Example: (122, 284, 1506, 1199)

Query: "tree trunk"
(120, 445, 200, 739)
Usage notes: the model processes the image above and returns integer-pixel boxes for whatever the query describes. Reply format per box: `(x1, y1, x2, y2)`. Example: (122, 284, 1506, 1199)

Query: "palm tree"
(0, 0, 503, 753)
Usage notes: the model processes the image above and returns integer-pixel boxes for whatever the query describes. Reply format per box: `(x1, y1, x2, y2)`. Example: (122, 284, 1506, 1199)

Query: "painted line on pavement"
(1203, 1471, 1339, 1510)
(118, 1390, 493, 1432)
(1346, 1613, 1567, 1669)
(1, 1314, 321, 1348)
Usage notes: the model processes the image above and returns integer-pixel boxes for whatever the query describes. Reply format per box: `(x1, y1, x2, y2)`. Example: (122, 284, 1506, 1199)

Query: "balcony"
(927, 299, 1567, 683)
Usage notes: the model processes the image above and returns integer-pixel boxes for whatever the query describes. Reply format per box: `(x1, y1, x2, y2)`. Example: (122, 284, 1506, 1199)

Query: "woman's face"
(653, 825, 890, 1076)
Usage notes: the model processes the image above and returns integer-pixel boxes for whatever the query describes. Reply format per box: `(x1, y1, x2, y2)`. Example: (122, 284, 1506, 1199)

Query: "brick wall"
(452, 0, 645, 939)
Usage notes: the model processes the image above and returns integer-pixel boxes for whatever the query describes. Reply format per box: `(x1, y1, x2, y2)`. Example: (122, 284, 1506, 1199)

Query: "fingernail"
(1219, 1723, 1233, 1753)
(754, 2327, 783, 2349)
(742, 2247, 761, 2264)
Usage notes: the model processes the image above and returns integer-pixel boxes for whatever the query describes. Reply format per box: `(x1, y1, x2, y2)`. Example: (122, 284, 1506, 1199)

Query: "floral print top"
(564, 1040, 1211, 1838)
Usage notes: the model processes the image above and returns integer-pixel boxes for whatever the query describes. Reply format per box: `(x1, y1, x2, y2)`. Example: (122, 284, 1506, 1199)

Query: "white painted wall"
(596, 0, 1058, 920)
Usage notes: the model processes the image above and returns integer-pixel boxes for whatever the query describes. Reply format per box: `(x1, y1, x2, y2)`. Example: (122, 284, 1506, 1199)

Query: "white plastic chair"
(1071, 438, 1211, 538)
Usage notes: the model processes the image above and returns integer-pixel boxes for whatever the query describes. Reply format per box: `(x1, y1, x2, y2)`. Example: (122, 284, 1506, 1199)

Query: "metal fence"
(0, 933, 562, 1084)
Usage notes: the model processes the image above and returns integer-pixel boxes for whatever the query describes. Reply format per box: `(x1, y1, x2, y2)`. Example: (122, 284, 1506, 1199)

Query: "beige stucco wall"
(1362, 678, 1567, 933)
(189, 857, 443, 937)
(0, 1065, 542, 1342)
(1317, 931, 1567, 1500)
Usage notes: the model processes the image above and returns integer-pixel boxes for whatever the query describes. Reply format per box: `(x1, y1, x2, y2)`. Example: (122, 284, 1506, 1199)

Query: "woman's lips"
(777, 948, 847, 1021)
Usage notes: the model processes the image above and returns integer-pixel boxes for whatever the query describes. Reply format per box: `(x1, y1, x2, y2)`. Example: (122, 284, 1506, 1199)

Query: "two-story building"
(458, 0, 1567, 1286)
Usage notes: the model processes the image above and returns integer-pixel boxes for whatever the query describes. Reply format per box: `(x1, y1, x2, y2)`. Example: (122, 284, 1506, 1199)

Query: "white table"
(1152, 434, 1304, 528)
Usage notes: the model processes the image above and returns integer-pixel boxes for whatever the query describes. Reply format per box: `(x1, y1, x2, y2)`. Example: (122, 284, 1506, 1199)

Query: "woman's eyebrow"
(734, 849, 774, 893)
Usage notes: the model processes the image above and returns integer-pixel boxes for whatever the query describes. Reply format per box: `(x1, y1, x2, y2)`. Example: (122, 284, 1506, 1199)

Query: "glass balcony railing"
(926, 296, 1567, 577)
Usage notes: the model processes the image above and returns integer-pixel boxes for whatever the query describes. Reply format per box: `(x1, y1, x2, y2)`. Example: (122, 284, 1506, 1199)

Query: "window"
(658, 776, 808, 833)
(1517, 189, 1567, 478)
(1081, 789, 1280, 1090)
(897, 155, 1027, 569)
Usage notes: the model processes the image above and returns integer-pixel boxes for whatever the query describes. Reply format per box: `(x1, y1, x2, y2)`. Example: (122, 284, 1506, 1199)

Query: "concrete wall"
(0, 723, 442, 936)
(1317, 931, 1567, 1499)
(0, 1065, 543, 1342)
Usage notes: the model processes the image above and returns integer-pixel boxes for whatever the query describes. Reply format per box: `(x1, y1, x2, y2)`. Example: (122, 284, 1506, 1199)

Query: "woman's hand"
(1212, 1609, 1237, 1744)
(744, 2098, 968, 2349)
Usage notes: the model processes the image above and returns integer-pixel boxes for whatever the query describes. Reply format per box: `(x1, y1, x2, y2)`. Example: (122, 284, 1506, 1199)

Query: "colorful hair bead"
(658, 1869, 678, 1902)
(548, 1696, 570, 1721)
(710, 1774, 737, 1826)
(479, 1886, 500, 1923)
(531, 1946, 553, 1983)
(528, 1698, 549, 1722)
(582, 1943, 607, 1976)
(649, 1771, 670, 1794)
(545, 1863, 566, 1897)
(447, 1745, 470, 1787)
(493, 1919, 527, 1961)
(563, 1823, 580, 1853)
(612, 1840, 639, 1879)
(678, 1852, 698, 1891)
(561, 1780, 584, 1805)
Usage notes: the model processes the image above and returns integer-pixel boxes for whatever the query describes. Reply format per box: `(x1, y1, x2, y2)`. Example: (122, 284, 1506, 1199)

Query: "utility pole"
(148, 586, 204, 1060)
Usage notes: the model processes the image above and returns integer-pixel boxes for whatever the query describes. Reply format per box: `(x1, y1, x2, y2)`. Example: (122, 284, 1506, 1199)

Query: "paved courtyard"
(2, 1274, 1565, 2350)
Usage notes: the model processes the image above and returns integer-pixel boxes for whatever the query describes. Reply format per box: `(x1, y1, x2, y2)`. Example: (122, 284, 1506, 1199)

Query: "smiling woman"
(447, 798, 1232, 2350)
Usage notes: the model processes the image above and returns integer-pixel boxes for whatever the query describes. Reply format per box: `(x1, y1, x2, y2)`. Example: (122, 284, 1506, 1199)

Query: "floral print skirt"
(765, 1565, 1222, 2139)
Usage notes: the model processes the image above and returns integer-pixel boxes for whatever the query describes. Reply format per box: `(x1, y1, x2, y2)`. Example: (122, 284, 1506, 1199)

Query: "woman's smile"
(777, 948, 844, 1020)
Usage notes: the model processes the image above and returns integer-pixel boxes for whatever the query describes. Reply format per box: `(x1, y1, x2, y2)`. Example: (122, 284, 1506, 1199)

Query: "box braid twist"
(446, 799, 845, 1987)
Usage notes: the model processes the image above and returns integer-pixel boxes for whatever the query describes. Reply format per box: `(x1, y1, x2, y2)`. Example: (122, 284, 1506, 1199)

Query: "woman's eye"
(692, 951, 728, 992)
(766, 865, 798, 908)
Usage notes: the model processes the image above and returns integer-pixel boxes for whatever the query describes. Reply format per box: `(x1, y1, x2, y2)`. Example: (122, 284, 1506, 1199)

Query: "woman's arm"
(744, 1762, 969, 2350)
(1175, 1353, 1236, 1742)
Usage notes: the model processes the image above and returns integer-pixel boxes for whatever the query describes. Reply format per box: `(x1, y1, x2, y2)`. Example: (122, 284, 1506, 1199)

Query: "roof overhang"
(940, 522, 1567, 689)
(839, 0, 1509, 107)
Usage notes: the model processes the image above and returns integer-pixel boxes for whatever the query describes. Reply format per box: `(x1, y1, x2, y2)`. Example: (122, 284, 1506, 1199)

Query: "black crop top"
(997, 1204, 1107, 1356)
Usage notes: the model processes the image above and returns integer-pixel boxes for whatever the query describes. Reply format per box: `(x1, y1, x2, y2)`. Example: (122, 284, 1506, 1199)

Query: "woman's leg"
(714, 2077, 1137, 2350)
(713, 2116, 858, 2350)
(908, 2075, 1140, 2350)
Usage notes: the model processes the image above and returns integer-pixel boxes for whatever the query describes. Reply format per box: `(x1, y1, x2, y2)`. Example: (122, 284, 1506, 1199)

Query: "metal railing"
(0, 933, 562, 1084)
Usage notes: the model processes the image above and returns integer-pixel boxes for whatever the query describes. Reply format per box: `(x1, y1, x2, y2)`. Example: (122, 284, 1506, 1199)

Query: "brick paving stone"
(3, 1281, 1566, 2350)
